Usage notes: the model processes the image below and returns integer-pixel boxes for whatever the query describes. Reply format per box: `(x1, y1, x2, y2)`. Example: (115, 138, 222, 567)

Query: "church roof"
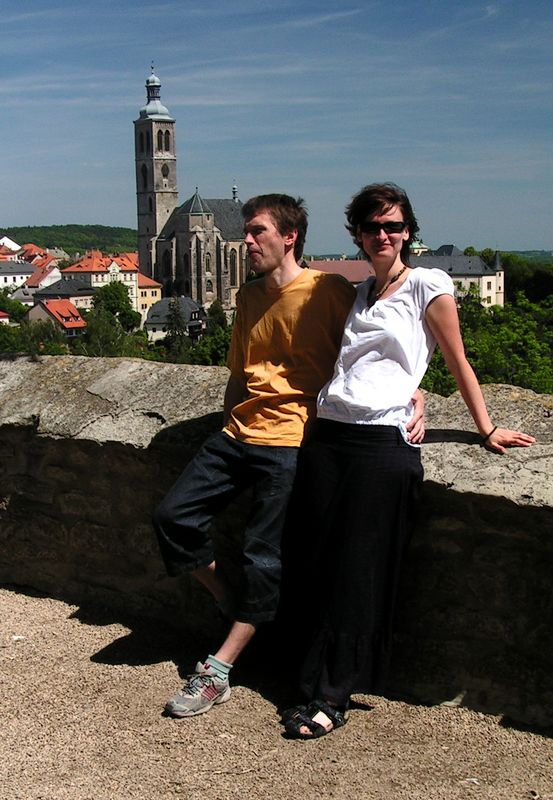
(137, 69, 174, 121)
(205, 199, 244, 240)
(173, 190, 244, 241)
(180, 189, 213, 215)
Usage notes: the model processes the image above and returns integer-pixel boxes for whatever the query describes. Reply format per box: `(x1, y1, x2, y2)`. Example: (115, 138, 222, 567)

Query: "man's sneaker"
(164, 661, 231, 718)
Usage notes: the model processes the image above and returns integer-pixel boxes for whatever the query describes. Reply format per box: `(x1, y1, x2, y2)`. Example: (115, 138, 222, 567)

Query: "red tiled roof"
(0, 310, 9, 319)
(25, 261, 57, 288)
(305, 259, 374, 284)
(118, 252, 139, 268)
(137, 272, 162, 288)
(19, 243, 47, 261)
(33, 254, 56, 270)
(63, 250, 139, 274)
(43, 299, 86, 330)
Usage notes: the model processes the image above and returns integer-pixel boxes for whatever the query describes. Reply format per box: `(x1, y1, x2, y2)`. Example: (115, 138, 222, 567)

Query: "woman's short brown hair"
(345, 183, 419, 264)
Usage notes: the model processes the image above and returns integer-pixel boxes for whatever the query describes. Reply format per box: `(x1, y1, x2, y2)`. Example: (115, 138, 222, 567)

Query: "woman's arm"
(425, 294, 535, 453)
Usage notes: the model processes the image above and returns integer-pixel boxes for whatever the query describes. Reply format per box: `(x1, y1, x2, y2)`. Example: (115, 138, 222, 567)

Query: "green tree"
(422, 290, 553, 396)
(479, 248, 496, 267)
(463, 246, 478, 257)
(0, 323, 22, 354)
(18, 320, 68, 356)
(92, 282, 141, 332)
(0, 290, 28, 323)
(164, 297, 191, 363)
(188, 326, 233, 366)
(4, 224, 137, 254)
(207, 299, 227, 331)
(74, 308, 127, 357)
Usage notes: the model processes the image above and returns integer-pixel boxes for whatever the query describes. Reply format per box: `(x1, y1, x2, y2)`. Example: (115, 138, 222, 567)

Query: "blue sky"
(2, 0, 552, 253)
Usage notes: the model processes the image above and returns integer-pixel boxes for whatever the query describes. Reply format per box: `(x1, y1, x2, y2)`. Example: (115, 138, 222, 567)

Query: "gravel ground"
(1, 586, 552, 800)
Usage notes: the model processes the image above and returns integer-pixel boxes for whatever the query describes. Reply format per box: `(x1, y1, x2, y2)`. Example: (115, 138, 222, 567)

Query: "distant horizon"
(3, 223, 552, 259)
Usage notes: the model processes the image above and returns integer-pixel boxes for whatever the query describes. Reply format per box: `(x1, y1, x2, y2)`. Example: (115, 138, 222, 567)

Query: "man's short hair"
(345, 183, 419, 265)
(242, 194, 308, 261)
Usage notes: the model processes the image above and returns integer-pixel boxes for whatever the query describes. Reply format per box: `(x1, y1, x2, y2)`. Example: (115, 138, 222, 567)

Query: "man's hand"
(406, 389, 425, 443)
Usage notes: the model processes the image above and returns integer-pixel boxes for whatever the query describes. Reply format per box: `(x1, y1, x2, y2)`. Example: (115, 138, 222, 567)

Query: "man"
(153, 193, 356, 717)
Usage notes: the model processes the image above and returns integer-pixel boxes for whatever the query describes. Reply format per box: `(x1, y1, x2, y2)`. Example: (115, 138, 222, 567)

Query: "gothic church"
(134, 69, 247, 309)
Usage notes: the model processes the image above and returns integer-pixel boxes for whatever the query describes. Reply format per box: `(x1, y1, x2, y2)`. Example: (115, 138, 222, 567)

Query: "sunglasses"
(359, 221, 407, 235)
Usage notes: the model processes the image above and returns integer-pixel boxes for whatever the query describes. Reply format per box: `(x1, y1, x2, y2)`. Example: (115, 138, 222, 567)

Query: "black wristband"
(481, 425, 498, 444)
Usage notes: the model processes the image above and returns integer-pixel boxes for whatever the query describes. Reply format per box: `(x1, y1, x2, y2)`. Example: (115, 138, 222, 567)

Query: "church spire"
(139, 65, 173, 120)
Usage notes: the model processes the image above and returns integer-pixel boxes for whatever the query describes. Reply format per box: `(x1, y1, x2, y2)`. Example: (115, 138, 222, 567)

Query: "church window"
(141, 164, 148, 190)
(164, 130, 170, 151)
(139, 132, 144, 153)
(206, 254, 211, 273)
(146, 132, 152, 153)
(162, 164, 169, 178)
(148, 197, 153, 212)
(157, 130, 164, 151)
(206, 280, 213, 293)
(230, 250, 237, 286)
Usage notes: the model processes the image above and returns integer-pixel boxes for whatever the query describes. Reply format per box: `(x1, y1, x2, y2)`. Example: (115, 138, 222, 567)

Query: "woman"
(281, 183, 534, 739)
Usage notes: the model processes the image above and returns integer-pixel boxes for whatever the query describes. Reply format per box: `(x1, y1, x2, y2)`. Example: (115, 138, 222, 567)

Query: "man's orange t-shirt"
(223, 269, 355, 447)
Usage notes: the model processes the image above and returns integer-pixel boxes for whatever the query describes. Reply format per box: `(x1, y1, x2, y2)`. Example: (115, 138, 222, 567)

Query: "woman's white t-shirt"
(317, 267, 455, 441)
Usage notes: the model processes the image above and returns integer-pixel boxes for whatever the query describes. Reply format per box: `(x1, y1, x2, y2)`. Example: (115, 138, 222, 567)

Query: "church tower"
(134, 67, 178, 277)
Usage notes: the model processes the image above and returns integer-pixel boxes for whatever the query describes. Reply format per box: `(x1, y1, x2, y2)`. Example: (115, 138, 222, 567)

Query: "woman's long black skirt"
(282, 419, 423, 708)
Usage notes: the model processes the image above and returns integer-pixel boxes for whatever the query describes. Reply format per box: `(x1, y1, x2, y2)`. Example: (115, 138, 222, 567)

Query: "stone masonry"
(0, 356, 551, 726)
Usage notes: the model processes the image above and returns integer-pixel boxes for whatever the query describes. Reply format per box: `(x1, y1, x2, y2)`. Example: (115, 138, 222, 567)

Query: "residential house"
(412, 246, 504, 307)
(61, 251, 141, 311)
(46, 247, 70, 261)
(144, 296, 206, 343)
(137, 273, 163, 322)
(0, 310, 10, 325)
(0, 236, 20, 253)
(0, 261, 35, 291)
(0, 245, 20, 262)
(306, 245, 504, 308)
(12, 260, 62, 307)
(33, 277, 96, 311)
(28, 299, 86, 338)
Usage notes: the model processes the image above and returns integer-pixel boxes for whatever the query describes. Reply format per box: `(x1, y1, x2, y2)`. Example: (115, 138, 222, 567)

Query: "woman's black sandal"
(282, 699, 347, 739)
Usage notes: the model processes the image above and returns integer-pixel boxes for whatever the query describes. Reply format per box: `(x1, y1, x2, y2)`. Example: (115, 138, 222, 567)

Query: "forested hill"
(3, 225, 138, 255)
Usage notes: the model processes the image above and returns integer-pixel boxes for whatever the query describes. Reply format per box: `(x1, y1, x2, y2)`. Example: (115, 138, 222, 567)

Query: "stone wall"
(1, 356, 552, 726)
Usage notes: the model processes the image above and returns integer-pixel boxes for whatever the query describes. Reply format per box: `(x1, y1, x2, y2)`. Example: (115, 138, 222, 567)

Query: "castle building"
(134, 69, 247, 309)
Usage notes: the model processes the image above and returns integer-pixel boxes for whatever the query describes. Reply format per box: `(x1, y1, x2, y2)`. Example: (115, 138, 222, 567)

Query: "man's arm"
(223, 373, 247, 425)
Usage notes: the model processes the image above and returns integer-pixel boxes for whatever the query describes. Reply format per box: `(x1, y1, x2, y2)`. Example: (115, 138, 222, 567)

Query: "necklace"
(371, 264, 409, 301)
